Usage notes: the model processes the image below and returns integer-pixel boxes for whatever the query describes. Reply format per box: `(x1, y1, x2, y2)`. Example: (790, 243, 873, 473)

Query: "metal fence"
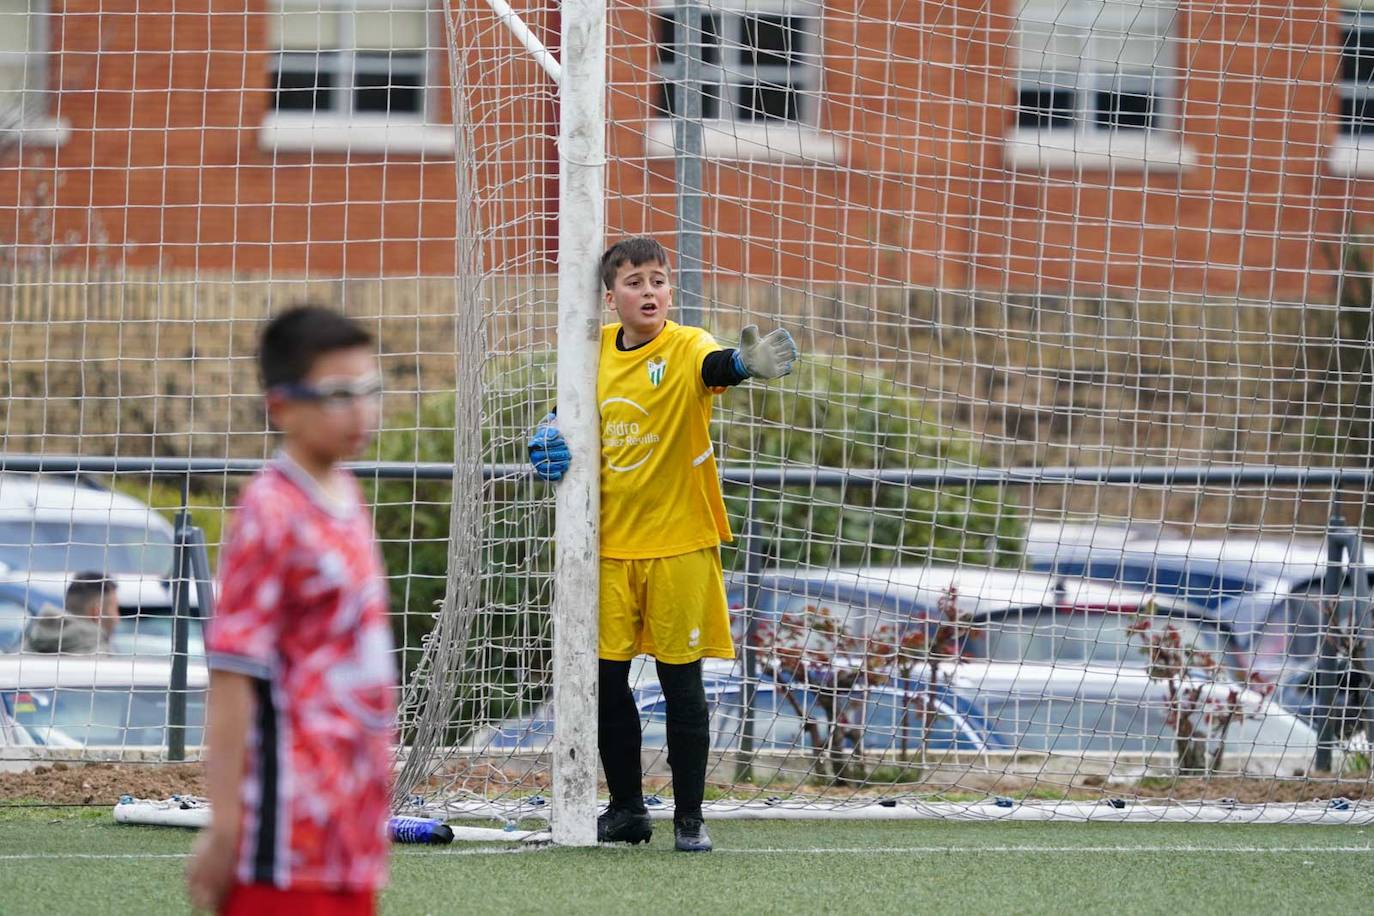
(3, 454, 1371, 770)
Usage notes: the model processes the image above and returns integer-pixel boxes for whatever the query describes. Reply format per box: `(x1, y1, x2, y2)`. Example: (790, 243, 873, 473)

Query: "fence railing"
(12, 454, 1374, 486)
(2, 454, 1370, 769)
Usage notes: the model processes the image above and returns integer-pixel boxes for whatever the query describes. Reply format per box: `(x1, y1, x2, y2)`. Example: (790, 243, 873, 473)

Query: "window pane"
(1017, 20, 1090, 76)
(273, 56, 338, 113)
(1092, 31, 1170, 75)
(654, 11, 676, 66)
(6, 687, 205, 747)
(1093, 89, 1157, 129)
(271, 10, 341, 51)
(355, 9, 429, 51)
(654, 81, 721, 119)
(701, 13, 721, 65)
(742, 15, 804, 67)
(654, 11, 720, 67)
(737, 80, 801, 121)
(0, 600, 27, 653)
(1089, 0, 1175, 73)
(355, 73, 423, 114)
(0, 1, 33, 55)
(1017, 88, 1076, 129)
(1342, 28, 1374, 83)
(0, 520, 175, 577)
(1018, 1, 1174, 77)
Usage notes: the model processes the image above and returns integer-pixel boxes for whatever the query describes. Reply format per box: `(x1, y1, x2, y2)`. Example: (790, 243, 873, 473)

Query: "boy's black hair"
(65, 571, 115, 616)
(600, 236, 671, 290)
(258, 304, 374, 389)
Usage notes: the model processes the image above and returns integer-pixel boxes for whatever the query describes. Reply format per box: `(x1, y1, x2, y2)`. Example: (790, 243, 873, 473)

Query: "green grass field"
(1, 806, 1371, 915)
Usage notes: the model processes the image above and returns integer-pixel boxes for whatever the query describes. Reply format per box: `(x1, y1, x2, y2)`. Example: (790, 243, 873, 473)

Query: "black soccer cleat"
(597, 805, 653, 845)
(673, 815, 713, 852)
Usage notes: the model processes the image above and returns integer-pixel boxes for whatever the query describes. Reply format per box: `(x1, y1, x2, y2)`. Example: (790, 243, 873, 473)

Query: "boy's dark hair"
(65, 571, 115, 616)
(258, 305, 374, 389)
(600, 237, 671, 290)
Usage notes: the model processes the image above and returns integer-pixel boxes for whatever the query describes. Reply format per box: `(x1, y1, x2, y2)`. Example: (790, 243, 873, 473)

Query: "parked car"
(726, 565, 1230, 675)
(0, 473, 204, 655)
(0, 653, 207, 750)
(475, 658, 1316, 775)
(1022, 528, 1373, 709)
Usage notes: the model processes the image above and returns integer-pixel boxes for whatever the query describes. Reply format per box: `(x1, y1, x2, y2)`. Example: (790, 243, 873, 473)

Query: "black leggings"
(598, 658, 710, 820)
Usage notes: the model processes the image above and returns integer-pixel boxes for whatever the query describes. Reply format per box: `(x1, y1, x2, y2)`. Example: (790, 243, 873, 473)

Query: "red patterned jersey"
(207, 455, 396, 893)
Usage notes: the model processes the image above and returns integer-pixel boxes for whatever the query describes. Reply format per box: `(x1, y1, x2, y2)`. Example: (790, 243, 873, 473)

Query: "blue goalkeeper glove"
(731, 324, 799, 380)
(527, 412, 570, 482)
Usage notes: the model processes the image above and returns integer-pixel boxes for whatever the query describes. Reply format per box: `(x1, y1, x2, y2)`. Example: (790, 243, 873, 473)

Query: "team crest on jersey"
(646, 356, 667, 387)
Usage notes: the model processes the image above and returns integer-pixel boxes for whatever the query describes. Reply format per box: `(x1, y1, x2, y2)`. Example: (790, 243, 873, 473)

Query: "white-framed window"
(643, 1, 839, 162)
(260, 0, 454, 156)
(0, 0, 68, 146)
(1331, 2, 1374, 176)
(1007, 0, 1192, 171)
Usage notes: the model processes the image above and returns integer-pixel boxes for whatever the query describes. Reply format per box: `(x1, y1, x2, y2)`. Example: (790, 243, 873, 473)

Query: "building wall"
(0, 0, 1368, 300)
(3, 0, 463, 277)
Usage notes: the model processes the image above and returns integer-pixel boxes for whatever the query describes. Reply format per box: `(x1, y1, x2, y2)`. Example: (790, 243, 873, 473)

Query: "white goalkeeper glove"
(732, 325, 799, 380)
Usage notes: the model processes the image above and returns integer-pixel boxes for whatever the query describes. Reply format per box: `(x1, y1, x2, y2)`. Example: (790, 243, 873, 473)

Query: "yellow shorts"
(599, 546, 735, 664)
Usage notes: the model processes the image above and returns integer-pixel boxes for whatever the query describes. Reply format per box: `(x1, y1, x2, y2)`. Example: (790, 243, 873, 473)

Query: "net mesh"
(1, 0, 1372, 820)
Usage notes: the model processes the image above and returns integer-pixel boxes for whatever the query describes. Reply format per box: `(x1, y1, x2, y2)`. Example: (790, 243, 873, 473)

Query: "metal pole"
(551, 0, 605, 847)
(674, 0, 704, 327)
(167, 505, 193, 762)
(1315, 515, 1356, 772)
(735, 494, 765, 783)
(187, 524, 216, 621)
(12, 454, 1374, 489)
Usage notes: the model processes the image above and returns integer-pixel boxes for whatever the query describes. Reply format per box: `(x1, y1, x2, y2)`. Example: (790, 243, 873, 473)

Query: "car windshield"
(0, 520, 174, 576)
(3, 686, 205, 747)
(0, 600, 28, 653)
(109, 616, 206, 657)
(1246, 594, 1323, 682)
(981, 610, 1223, 667)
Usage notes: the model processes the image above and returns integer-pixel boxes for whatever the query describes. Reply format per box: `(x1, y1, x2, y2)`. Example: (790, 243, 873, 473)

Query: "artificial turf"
(0, 805, 1370, 915)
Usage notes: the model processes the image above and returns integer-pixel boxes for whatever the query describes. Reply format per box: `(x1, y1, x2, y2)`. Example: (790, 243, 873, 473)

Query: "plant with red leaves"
(1127, 604, 1275, 774)
(747, 585, 976, 780)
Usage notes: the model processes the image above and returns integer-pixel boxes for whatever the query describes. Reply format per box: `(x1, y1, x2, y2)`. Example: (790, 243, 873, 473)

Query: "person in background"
(22, 572, 119, 654)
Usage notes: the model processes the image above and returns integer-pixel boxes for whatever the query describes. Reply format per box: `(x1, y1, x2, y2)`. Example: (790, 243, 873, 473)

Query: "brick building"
(1, 0, 1372, 300)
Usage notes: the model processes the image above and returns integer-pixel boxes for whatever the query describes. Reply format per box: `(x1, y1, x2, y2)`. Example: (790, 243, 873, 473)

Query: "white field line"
(706, 845, 1374, 855)
(0, 846, 548, 862)
(3, 844, 1374, 863)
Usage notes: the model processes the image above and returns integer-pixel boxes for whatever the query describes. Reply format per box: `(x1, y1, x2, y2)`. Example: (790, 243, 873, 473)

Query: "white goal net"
(1, 0, 1372, 828)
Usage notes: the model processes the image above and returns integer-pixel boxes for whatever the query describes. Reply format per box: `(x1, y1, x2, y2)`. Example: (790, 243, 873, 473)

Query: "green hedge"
(371, 361, 1024, 710)
(718, 362, 1023, 570)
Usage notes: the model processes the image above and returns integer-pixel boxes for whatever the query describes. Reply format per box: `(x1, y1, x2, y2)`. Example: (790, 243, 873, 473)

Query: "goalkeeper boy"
(528, 236, 798, 852)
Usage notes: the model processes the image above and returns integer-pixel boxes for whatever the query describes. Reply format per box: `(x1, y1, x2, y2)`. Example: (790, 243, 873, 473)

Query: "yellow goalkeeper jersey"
(597, 320, 733, 559)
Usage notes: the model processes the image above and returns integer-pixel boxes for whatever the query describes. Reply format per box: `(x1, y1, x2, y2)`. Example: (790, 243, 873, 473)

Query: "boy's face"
(268, 346, 381, 464)
(605, 258, 671, 344)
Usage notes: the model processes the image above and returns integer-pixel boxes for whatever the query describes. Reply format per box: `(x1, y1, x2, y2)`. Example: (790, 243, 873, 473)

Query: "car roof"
(1023, 520, 1165, 552)
(0, 473, 174, 534)
(737, 565, 1187, 619)
(1029, 534, 1338, 587)
(0, 653, 209, 689)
